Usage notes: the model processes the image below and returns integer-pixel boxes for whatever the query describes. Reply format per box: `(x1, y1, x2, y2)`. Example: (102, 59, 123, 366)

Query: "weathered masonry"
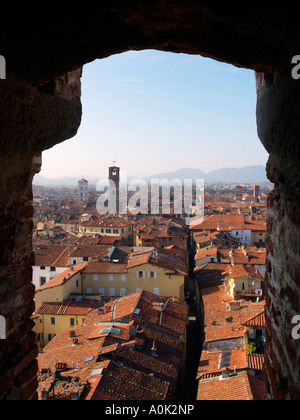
(0, 3, 299, 400)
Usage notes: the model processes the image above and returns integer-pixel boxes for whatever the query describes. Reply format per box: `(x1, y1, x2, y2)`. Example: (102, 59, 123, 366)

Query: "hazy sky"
(40, 50, 268, 179)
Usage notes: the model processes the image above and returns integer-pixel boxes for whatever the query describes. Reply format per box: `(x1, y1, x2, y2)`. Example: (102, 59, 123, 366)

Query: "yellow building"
(35, 263, 88, 308)
(35, 249, 188, 308)
(80, 255, 187, 302)
(223, 265, 264, 299)
(34, 250, 188, 346)
(34, 300, 98, 347)
(250, 225, 267, 245)
(78, 215, 136, 245)
(125, 250, 187, 303)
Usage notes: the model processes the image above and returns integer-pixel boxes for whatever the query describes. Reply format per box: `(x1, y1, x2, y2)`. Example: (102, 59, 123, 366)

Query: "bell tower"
(108, 162, 120, 214)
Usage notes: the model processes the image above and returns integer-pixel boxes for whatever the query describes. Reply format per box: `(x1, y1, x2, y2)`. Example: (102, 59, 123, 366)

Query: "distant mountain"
(205, 165, 268, 184)
(33, 165, 268, 187)
(143, 168, 207, 183)
(143, 166, 268, 184)
(33, 175, 101, 187)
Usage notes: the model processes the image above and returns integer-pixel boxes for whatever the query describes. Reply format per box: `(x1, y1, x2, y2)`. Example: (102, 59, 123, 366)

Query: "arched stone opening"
(0, 3, 299, 400)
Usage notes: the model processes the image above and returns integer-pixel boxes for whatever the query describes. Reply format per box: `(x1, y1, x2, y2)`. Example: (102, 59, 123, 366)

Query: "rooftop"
(37, 289, 189, 400)
(197, 371, 267, 400)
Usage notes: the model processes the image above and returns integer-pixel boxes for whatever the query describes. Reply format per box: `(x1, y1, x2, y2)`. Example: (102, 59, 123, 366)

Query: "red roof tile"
(35, 262, 88, 291)
(197, 371, 267, 400)
(36, 301, 99, 316)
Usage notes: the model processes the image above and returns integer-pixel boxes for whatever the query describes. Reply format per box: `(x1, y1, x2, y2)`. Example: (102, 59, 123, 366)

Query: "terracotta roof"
(195, 246, 218, 261)
(127, 251, 152, 269)
(37, 289, 188, 401)
(205, 323, 246, 343)
(90, 361, 169, 400)
(190, 214, 245, 231)
(36, 301, 99, 316)
(223, 265, 263, 280)
(35, 262, 88, 291)
(34, 244, 76, 267)
(127, 249, 188, 276)
(242, 310, 265, 327)
(190, 214, 266, 234)
(197, 371, 267, 400)
(69, 245, 111, 259)
(247, 353, 265, 371)
(83, 261, 127, 274)
(198, 349, 248, 379)
(80, 215, 135, 228)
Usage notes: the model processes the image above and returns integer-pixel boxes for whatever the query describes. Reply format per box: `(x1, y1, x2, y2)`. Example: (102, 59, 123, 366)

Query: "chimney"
(69, 330, 76, 339)
(72, 338, 78, 346)
(151, 340, 158, 357)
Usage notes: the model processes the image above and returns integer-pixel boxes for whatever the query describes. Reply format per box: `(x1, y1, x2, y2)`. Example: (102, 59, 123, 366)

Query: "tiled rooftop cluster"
(38, 290, 189, 400)
(197, 282, 267, 400)
(33, 180, 270, 400)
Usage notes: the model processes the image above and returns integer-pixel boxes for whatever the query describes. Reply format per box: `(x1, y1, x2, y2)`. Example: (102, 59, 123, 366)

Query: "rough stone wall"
(256, 61, 300, 399)
(0, 153, 40, 399)
(0, 72, 82, 400)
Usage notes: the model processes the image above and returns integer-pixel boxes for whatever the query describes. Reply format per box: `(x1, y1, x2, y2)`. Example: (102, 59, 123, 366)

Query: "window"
(113, 229, 119, 234)
(86, 288, 92, 294)
(106, 229, 111, 234)
(70, 318, 75, 327)
(83, 257, 89, 262)
(137, 271, 145, 279)
(136, 288, 141, 292)
(39, 277, 46, 286)
(50, 317, 55, 325)
(121, 274, 126, 282)
(154, 288, 160, 295)
(40, 266, 45, 270)
(109, 274, 114, 281)
(73, 260, 77, 265)
(48, 334, 56, 342)
(76, 279, 79, 288)
(148, 271, 157, 279)
(93, 274, 98, 281)
(98, 288, 104, 296)
(50, 267, 56, 272)
(120, 288, 126, 297)
(109, 288, 115, 297)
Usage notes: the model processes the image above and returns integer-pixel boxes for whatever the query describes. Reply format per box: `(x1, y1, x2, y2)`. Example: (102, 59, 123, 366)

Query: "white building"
(230, 228, 252, 246)
(78, 178, 89, 202)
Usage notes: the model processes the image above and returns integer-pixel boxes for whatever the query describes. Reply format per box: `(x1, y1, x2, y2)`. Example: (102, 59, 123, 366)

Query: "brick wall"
(0, 154, 40, 399)
(256, 63, 300, 399)
(0, 72, 82, 400)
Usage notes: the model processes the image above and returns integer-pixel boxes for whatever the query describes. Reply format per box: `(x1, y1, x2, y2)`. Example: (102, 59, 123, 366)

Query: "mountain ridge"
(34, 165, 269, 187)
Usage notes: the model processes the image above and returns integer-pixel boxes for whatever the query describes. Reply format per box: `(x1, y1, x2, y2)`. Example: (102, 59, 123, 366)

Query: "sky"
(39, 50, 268, 179)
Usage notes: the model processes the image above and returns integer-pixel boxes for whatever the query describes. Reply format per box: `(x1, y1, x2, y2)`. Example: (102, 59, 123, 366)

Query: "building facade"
(78, 178, 89, 202)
